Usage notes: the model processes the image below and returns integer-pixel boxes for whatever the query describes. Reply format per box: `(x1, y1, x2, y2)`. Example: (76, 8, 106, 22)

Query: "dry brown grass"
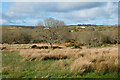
(20, 48, 81, 61)
(20, 47, 118, 61)
(70, 47, 118, 74)
(6, 44, 117, 74)
(50, 60, 70, 70)
(3, 43, 119, 75)
(2, 66, 13, 74)
(71, 57, 93, 75)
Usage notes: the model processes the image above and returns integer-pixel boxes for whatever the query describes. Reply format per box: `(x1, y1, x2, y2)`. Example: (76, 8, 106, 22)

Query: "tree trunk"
(50, 43, 53, 49)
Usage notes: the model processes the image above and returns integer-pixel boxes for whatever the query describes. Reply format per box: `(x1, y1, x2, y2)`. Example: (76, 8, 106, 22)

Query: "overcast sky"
(0, 2, 118, 26)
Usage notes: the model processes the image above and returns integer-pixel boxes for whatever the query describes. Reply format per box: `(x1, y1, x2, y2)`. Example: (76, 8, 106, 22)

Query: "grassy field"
(1, 25, 119, 78)
(2, 51, 118, 78)
(2, 44, 119, 78)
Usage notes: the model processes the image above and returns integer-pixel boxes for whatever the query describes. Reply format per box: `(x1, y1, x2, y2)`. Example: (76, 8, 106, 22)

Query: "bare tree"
(37, 21, 43, 27)
(37, 17, 68, 48)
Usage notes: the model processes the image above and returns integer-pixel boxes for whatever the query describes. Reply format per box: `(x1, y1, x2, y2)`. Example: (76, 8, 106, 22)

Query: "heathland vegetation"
(1, 17, 119, 78)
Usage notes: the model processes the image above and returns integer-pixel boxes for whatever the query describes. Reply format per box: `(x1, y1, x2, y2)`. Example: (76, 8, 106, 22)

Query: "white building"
(81, 26, 86, 29)
(44, 27, 49, 30)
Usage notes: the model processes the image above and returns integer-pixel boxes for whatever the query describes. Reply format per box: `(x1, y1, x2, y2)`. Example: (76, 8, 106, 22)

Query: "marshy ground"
(1, 43, 119, 78)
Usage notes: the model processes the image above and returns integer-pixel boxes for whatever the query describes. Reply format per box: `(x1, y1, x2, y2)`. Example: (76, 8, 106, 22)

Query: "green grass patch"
(2, 51, 119, 78)
(65, 43, 83, 48)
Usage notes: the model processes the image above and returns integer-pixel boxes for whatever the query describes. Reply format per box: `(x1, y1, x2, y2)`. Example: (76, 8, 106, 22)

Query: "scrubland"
(1, 25, 120, 78)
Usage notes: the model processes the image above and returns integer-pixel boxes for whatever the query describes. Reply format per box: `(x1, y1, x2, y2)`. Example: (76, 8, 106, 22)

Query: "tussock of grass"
(50, 59, 72, 70)
(3, 48, 119, 78)
(70, 47, 118, 75)
(19, 46, 119, 75)
(71, 57, 93, 75)
(20, 48, 82, 61)
(20, 47, 118, 61)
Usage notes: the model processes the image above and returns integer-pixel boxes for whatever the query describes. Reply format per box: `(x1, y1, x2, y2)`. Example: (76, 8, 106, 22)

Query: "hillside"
(1, 25, 35, 30)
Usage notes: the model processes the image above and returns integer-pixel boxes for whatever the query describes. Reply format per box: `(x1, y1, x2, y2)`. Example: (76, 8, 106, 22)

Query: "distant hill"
(14, 25, 35, 29)
(1, 25, 35, 30)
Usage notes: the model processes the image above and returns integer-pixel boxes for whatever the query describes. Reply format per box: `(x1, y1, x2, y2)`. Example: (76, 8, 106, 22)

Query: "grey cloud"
(8, 2, 106, 13)
(2, 2, 118, 25)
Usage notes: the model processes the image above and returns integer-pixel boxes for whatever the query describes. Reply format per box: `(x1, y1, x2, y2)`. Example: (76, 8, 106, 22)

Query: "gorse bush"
(65, 43, 83, 48)
(65, 39, 76, 43)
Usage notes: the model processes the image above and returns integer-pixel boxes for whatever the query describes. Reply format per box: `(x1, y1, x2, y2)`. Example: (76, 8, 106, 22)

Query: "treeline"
(70, 30, 119, 47)
(2, 29, 32, 44)
(2, 27, 69, 44)
(2, 26, 119, 47)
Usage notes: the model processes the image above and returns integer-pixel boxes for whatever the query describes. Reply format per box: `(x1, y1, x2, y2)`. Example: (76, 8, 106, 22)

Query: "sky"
(0, 2, 118, 26)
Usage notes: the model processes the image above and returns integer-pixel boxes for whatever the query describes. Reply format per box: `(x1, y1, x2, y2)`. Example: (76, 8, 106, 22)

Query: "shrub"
(75, 30, 118, 48)
(65, 43, 83, 48)
(65, 39, 76, 43)
(65, 43, 74, 47)
(2, 25, 118, 45)
(55, 40, 61, 44)
(2, 29, 32, 44)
